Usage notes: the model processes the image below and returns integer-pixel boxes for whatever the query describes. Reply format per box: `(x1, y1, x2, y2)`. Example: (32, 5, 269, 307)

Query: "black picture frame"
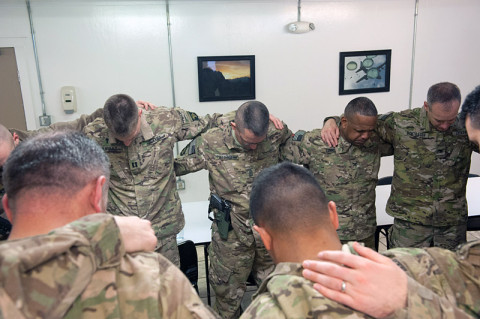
(339, 49, 391, 95)
(197, 55, 255, 102)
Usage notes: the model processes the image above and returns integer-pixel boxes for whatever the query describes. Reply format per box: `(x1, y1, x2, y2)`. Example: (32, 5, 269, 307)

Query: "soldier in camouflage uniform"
(302, 86, 480, 318)
(175, 101, 292, 319)
(0, 101, 150, 240)
(83, 94, 222, 266)
(0, 131, 218, 319)
(281, 97, 392, 249)
(242, 162, 370, 319)
(246, 162, 477, 318)
(323, 82, 477, 250)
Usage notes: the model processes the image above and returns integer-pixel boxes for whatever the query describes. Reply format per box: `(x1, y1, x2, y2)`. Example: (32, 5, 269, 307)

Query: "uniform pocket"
(208, 251, 233, 285)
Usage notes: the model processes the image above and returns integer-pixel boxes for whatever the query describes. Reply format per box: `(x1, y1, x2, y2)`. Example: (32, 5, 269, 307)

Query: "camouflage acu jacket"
(0, 214, 218, 319)
(385, 240, 480, 318)
(10, 108, 104, 141)
(175, 114, 292, 246)
(282, 129, 393, 241)
(83, 107, 220, 240)
(241, 262, 372, 319)
(377, 107, 475, 226)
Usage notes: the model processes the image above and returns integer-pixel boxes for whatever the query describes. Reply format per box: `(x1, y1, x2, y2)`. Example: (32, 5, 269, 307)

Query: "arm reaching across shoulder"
(302, 242, 407, 318)
(302, 242, 475, 319)
(269, 113, 284, 130)
(321, 118, 340, 147)
(114, 216, 157, 253)
(136, 100, 157, 110)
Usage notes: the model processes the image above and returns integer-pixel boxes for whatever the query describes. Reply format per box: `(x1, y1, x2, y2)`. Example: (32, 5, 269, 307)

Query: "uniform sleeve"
(280, 130, 311, 165)
(174, 136, 207, 176)
(384, 247, 480, 319)
(157, 255, 220, 319)
(0, 214, 124, 318)
(9, 108, 104, 141)
(323, 115, 341, 126)
(378, 137, 394, 157)
(375, 113, 396, 145)
(385, 277, 476, 319)
(172, 107, 226, 141)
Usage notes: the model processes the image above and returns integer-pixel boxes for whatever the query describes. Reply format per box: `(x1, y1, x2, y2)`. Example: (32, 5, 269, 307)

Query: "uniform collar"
(225, 122, 246, 151)
(139, 114, 154, 140)
(254, 262, 304, 297)
(336, 134, 374, 153)
(419, 107, 433, 131)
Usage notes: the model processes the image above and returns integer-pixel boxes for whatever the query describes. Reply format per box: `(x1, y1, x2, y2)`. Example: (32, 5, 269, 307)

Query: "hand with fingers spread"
(302, 242, 407, 318)
(136, 100, 157, 110)
(269, 113, 284, 130)
(321, 118, 340, 147)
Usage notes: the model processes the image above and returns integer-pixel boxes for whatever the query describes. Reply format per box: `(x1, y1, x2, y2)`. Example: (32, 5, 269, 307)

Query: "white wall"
(1, 0, 479, 203)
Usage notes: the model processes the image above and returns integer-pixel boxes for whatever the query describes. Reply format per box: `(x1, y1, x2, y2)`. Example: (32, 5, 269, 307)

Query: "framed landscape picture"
(339, 49, 391, 95)
(197, 55, 255, 102)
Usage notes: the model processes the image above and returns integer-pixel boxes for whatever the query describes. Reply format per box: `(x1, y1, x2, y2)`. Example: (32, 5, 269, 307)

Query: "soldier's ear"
(327, 201, 339, 230)
(423, 101, 429, 111)
(2, 194, 13, 223)
(12, 132, 20, 147)
(253, 225, 272, 251)
(90, 176, 107, 213)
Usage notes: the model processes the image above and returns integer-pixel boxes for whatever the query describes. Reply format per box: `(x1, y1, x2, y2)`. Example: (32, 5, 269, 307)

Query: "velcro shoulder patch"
(378, 112, 394, 121)
(293, 130, 306, 142)
(187, 111, 199, 122)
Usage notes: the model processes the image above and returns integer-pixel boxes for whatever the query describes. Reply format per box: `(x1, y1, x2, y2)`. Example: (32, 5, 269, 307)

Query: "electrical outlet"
(39, 115, 51, 126)
(176, 179, 186, 190)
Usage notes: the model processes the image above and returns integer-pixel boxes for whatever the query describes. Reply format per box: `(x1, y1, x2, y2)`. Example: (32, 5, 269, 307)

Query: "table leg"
(204, 243, 211, 306)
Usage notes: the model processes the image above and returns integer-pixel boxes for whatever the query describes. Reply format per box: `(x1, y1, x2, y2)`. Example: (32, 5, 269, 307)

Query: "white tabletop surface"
(180, 201, 211, 244)
(376, 176, 480, 226)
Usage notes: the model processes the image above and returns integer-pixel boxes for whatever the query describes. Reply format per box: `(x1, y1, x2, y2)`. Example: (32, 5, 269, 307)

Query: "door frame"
(0, 38, 38, 130)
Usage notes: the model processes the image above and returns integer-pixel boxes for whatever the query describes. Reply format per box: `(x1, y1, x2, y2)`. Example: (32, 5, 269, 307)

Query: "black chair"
(178, 240, 199, 293)
(0, 217, 12, 241)
(246, 271, 256, 287)
(376, 176, 393, 186)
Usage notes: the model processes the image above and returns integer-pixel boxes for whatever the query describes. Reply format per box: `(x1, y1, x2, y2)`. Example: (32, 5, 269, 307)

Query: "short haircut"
(103, 94, 139, 138)
(427, 82, 461, 108)
(234, 101, 270, 137)
(3, 131, 110, 205)
(344, 97, 378, 120)
(250, 162, 329, 233)
(460, 85, 480, 129)
(0, 124, 14, 149)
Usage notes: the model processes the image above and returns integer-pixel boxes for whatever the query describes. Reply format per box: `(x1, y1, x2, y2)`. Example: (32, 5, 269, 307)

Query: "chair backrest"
(178, 240, 199, 292)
